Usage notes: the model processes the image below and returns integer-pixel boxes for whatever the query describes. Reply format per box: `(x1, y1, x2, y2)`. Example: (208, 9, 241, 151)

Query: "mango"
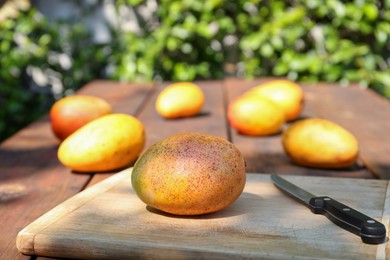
(58, 113, 145, 172)
(282, 118, 359, 168)
(228, 94, 285, 136)
(247, 80, 304, 122)
(155, 82, 205, 119)
(131, 132, 246, 215)
(50, 95, 112, 141)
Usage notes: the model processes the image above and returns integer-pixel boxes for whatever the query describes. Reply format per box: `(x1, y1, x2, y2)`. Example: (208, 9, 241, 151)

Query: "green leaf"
(196, 22, 214, 39)
(0, 40, 11, 52)
(127, 0, 145, 6)
(363, 3, 378, 20)
(260, 43, 273, 58)
(167, 37, 179, 51)
(171, 26, 191, 39)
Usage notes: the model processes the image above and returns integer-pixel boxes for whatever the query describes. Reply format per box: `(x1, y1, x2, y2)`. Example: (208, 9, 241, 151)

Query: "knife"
(271, 174, 387, 244)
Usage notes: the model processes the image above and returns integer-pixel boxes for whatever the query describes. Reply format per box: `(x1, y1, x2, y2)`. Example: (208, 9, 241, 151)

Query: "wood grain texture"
(77, 80, 155, 116)
(224, 78, 373, 179)
(17, 168, 390, 259)
(0, 115, 90, 259)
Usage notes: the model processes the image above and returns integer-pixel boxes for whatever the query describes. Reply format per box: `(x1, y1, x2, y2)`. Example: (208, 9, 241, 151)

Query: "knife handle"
(309, 196, 387, 244)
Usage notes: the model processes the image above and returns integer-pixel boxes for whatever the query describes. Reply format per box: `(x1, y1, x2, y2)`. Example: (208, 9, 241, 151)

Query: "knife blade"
(271, 174, 387, 244)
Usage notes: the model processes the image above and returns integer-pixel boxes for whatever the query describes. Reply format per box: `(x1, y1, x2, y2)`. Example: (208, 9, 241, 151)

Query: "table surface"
(1, 78, 390, 259)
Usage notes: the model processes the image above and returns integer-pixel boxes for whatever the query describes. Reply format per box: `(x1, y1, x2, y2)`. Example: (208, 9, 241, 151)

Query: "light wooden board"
(17, 168, 390, 259)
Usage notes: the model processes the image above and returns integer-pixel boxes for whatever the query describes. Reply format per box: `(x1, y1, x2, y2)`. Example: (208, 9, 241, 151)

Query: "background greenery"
(1, 0, 390, 142)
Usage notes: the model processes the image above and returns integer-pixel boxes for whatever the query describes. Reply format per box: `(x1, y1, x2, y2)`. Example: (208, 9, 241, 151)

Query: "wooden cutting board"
(17, 168, 390, 259)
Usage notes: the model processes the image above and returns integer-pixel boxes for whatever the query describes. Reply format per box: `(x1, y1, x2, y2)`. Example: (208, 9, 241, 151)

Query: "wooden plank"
(17, 168, 390, 259)
(0, 115, 91, 259)
(224, 78, 373, 178)
(138, 81, 228, 149)
(77, 80, 155, 116)
(303, 83, 390, 179)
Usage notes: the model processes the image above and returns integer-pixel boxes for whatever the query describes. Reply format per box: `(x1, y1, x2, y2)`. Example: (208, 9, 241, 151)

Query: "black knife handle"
(309, 196, 387, 244)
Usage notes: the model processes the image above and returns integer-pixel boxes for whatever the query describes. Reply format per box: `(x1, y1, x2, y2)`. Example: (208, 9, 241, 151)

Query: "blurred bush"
(1, 0, 390, 142)
(110, 0, 390, 96)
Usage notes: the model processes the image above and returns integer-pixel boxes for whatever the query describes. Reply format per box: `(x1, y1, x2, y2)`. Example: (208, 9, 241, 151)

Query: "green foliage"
(110, 0, 232, 81)
(239, 0, 390, 94)
(110, 0, 390, 98)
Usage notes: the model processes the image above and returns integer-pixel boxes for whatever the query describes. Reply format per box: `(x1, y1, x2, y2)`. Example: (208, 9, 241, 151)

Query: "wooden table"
(1, 78, 390, 259)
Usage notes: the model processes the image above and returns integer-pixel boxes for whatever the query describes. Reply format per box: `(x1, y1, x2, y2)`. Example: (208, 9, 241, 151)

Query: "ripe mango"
(228, 94, 285, 136)
(58, 114, 145, 172)
(131, 132, 246, 215)
(248, 80, 304, 122)
(282, 118, 359, 168)
(155, 82, 205, 119)
(50, 95, 112, 141)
